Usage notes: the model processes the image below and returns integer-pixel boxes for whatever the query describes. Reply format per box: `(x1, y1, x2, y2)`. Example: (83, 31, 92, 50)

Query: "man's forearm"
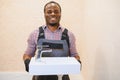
(23, 54, 32, 60)
(23, 54, 32, 72)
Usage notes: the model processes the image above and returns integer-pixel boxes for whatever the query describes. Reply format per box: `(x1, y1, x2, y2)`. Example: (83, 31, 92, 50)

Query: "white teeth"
(51, 18, 56, 20)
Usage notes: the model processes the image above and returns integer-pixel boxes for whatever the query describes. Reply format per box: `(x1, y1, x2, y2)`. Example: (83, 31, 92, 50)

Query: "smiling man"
(44, 2, 61, 27)
(23, 1, 81, 80)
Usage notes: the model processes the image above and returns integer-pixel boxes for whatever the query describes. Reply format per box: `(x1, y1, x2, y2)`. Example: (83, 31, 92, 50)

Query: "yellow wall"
(0, 0, 120, 80)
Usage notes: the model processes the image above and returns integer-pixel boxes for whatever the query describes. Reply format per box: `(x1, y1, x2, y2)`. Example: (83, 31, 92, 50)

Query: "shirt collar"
(43, 25, 62, 30)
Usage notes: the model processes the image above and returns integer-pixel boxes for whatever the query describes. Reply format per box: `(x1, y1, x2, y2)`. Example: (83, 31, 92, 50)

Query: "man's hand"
(78, 59, 81, 64)
(24, 59, 30, 72)
(78, 60, 82, 70)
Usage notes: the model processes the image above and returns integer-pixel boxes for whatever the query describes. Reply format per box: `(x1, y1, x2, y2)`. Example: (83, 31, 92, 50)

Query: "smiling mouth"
(50, 17, 56, 21)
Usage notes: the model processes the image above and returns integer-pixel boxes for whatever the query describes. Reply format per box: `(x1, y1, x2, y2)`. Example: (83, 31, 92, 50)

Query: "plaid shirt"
(25, 25, 78, 57)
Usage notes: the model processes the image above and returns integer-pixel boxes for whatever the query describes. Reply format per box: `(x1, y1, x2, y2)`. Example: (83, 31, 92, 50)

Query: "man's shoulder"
(30, 28, 39, 35)
(62, 27, 74, 36)
(60, 25, 72, 32)
(30, 25, 46, 34)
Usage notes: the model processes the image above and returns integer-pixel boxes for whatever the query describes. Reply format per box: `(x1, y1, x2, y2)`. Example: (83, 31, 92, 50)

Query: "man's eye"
(47, 11, 52, 14)
(54, 10, 59, 14)
(46, 10, 60, 14)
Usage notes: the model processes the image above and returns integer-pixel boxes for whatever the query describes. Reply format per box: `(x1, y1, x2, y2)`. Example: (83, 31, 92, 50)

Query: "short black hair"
(44, 1, 61, 13)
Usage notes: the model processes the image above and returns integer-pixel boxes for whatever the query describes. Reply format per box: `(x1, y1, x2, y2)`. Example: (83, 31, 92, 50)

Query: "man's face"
(44, 3, 61, 26)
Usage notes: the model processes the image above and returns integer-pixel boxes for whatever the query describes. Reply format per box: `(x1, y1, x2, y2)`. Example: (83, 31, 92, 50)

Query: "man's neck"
(47, 25, 59, 32)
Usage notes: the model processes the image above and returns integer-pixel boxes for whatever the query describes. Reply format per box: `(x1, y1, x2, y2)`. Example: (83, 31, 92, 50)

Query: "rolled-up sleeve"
(68, 32, 78, 57)
(24, 30, 38, 57)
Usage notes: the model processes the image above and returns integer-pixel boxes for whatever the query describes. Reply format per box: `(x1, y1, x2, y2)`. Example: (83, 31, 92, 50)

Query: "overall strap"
(37, 27, 45, 42)
(61, 28, 70, 48)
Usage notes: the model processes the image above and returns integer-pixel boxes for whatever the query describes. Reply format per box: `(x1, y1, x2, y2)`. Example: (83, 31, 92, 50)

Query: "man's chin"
(49, 23, 58, 26)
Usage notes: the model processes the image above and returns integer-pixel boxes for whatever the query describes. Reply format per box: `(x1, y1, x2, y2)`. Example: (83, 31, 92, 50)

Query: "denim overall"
(32, 27, 70, 80)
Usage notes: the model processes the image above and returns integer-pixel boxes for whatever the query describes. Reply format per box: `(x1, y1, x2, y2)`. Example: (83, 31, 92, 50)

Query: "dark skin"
(23, 3, 80, 60)
(44, 3, 61, 32)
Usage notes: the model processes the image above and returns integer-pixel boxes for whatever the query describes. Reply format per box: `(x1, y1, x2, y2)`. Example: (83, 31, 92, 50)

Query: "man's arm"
(74, 55, 80, 60)
(68, 31, 82, 68)
(23, 54, 32, 60)
(23, 29, 38, 72)
(23, 54, 32, 72)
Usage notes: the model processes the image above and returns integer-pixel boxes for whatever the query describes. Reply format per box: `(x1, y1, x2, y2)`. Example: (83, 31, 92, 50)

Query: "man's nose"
(51, 12, 55, 15)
